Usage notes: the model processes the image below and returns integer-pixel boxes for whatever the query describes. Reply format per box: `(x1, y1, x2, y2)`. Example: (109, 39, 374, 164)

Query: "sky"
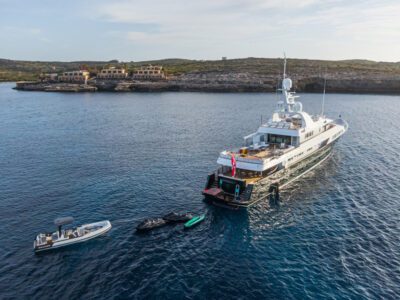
(0, 0, 399, 62)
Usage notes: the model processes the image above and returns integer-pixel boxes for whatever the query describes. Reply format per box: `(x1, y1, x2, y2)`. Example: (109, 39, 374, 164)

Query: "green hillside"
(1, 57, 400, 81)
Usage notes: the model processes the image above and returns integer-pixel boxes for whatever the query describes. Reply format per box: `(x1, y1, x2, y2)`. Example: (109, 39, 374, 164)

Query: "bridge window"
(305, 131, 314, 138)
(268, 134, 291, 145)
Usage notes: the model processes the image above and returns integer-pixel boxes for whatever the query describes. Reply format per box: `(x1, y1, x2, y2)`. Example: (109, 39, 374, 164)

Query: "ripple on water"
(0, 86, 399, 299)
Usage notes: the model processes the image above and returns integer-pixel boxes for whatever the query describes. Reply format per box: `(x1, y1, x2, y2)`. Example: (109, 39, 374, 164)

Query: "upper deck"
(223, 142, 294, 161)
(262, 119, 302, 130)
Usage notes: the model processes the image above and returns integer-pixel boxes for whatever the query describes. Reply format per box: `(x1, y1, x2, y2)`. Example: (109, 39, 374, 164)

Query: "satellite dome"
(293, 102, 303, 112)
(282, 78, 292, 90)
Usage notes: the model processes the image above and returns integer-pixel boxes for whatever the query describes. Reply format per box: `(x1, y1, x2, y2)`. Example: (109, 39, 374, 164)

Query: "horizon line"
(1, 56, 400, 64)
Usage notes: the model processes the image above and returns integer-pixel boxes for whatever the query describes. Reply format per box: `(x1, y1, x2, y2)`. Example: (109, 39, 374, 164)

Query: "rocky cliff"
(9, 57, 400, 94)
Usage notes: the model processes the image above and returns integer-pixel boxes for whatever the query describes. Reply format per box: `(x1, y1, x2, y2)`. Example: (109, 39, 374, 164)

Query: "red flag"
(231, 154, 236, 177)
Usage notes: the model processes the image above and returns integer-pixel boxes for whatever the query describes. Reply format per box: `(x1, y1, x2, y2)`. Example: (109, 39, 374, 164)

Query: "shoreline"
(3, 57, 400, 95)
(12, 78, 400, 95)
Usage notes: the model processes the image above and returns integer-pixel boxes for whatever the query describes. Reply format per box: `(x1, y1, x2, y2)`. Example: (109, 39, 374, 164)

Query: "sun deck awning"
(54, 216, 74, 226)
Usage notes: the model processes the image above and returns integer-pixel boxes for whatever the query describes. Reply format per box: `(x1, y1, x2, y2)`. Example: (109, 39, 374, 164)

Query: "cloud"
(95, 0, 320, 50)
(87, 0, 400, 61)
(96, 0, 322, 24)
(1, 26, 42, 35)
(2, 0, 393, 61)
(334, 3, 400, 41)
(0, 26, 51, 45)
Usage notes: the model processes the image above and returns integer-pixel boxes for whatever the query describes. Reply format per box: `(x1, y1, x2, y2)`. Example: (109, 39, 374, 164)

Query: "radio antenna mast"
(321, 77, 326, 117)
(283, 52, 287, 79)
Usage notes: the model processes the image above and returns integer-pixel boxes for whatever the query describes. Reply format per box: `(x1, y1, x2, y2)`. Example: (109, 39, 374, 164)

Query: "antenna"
(283, 52, 287, 79)
(321, 77, 326, 116)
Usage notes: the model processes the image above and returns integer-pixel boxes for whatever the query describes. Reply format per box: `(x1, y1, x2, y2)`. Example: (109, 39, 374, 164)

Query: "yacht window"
(305, 131, 314, 138)
(268, 134, 291, 145)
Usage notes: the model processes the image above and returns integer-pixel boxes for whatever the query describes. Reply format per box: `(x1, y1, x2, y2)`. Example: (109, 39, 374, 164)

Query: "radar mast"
(279, 54, 302, 114)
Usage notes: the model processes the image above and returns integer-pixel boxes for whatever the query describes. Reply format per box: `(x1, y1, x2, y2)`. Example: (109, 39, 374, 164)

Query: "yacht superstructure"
(203, 58, 348, 208)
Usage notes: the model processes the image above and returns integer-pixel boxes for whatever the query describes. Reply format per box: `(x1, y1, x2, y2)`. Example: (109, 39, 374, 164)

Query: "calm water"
(0, 83, 399, 299)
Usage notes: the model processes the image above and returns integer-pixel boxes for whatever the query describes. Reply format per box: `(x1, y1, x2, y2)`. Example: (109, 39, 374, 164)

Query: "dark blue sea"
(0, 82, 399, 299)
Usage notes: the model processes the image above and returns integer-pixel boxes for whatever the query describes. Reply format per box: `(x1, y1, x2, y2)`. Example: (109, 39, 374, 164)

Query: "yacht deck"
(227, 143, 295, 161)
(216, 170, 263, 185)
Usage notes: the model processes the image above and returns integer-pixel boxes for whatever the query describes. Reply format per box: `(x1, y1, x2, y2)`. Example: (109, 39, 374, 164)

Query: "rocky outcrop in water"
(14, 81, 97, 92)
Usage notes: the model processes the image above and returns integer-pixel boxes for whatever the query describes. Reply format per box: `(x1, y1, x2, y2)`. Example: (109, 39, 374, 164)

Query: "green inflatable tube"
(184, 215, 205, 228)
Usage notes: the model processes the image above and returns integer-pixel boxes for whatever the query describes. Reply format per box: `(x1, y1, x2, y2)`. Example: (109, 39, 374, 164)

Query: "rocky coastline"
(7, 57, 400, 94)
(14, 75, 400, 94)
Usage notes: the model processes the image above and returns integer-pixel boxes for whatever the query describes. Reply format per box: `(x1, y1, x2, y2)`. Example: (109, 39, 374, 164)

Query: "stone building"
(97, 67, 128, 79)
(133, 65, 166, 80)
(39, 73, 58, 82)
(58, 70, 90, 83)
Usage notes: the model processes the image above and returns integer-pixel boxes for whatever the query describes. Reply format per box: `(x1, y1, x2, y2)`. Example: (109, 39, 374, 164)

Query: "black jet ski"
(136, 218, 167, 232)
(163, 212, 193, 223)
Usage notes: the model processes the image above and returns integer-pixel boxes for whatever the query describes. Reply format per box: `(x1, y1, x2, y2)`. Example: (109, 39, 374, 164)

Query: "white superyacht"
(203, 58, 348, 208)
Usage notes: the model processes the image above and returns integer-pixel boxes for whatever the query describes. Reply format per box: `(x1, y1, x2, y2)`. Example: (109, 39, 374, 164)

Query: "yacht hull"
(203, 142, 335, 209)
